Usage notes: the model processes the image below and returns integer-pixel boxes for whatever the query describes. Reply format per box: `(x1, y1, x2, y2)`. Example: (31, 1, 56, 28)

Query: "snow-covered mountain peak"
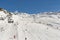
(0, 8, 9, 16)
(0, 8, 8, 20)
(0, 8, 14, 24)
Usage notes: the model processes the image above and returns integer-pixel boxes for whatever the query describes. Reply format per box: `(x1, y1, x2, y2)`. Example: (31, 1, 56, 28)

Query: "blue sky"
(0, 0, 60, 14)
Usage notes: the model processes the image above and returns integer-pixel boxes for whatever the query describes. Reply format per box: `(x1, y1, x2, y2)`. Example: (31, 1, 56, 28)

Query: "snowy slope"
(0, 8, 60, 40)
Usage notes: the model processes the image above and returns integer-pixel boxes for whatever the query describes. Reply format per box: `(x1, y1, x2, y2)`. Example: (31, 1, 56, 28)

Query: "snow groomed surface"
(0, 8, 60, 40)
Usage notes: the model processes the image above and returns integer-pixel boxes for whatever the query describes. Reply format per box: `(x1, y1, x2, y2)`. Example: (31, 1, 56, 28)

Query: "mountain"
(0, 8, 60, 40)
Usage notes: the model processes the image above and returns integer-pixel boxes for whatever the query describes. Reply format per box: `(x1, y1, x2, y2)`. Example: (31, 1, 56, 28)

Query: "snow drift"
(0, 8, 60, 40)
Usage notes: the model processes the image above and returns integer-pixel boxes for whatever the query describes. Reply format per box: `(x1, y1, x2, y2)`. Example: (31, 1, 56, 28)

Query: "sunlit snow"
(0, 8, 60, 40)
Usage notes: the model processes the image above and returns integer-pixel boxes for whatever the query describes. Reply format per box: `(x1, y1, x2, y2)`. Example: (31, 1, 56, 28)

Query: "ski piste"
(0, 8, 60, 40)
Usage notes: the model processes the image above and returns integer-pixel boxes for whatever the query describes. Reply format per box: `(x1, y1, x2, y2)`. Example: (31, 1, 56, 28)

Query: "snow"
(0, 9, 60, 40)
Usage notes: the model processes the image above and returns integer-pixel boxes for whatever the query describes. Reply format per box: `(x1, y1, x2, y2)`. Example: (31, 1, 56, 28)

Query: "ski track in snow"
(0, 9, 60, 40)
